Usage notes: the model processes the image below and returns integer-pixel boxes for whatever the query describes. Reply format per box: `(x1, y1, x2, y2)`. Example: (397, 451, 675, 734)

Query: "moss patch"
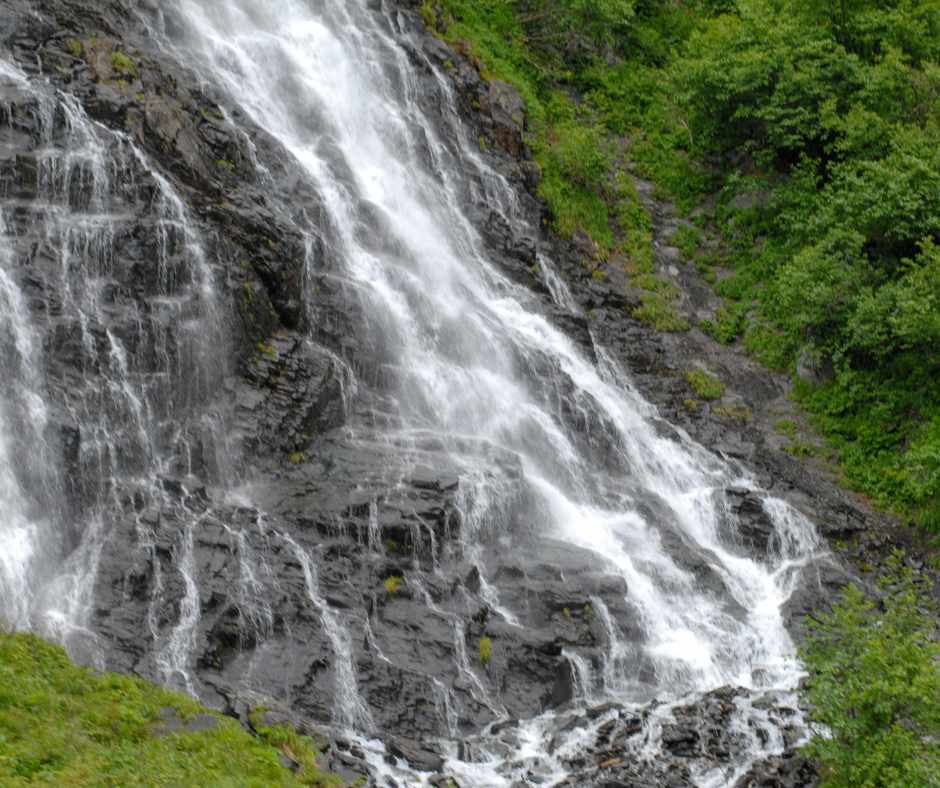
(63, 38, 84, 59)
(478, 636, 492, 665)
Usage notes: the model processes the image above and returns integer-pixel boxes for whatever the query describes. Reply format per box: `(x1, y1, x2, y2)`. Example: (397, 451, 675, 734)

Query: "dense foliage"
(669, 0, 940, 532)
(0, 633, 340, 786)
(427, 0, 940, 531)
(801, 561, 940, 787)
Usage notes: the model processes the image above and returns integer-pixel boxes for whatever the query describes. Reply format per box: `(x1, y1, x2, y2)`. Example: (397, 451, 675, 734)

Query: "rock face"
(0, 0, 894, 785)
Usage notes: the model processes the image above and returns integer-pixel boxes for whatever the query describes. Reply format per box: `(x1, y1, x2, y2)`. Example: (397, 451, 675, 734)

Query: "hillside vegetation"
(0, 632, 341, 787)
(424, 0, 940, 533)
(802, 558, 940, 787)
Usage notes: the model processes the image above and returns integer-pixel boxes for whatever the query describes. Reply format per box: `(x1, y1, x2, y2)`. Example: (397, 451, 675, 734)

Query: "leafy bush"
(801, 560, 940, 787)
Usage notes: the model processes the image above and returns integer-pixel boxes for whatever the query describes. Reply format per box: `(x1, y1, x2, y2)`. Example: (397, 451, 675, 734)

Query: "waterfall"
(0, 54, 229, 661)
(0, 0, 831, 784)
(162, 0, 816, 692)
(283, 534, 375, 733)
(140, 0, 823, 780)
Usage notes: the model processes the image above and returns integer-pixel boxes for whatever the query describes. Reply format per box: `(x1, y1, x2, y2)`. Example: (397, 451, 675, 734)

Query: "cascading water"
(0, 54, 231, 674)
(0, 0, 832, 784)
(145, 0, 821, 782)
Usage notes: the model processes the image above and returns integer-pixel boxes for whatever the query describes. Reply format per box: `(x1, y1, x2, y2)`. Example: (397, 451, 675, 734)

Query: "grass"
(633, 293, 689, 332)
(775, 419, 799, 439)
(685, 368, 724, 401)
(713, 403, 752, 422)
(672, 225, 700, 261)
(0, 632, 341, 786)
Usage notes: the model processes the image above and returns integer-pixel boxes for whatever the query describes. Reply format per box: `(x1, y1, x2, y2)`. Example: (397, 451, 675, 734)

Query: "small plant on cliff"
(801, 556, 940, 787)
(249, 709, 339, 786)
(419, 0, 438, 31)
(383, 575, 403, 595)
(685, 368, 724, 401)
(64, 38, 84, 59)
(478, 635, 492, 665)
(633, 294, 689, 332)
(109, 50, 138, 79)
(672, 225, 700, 261)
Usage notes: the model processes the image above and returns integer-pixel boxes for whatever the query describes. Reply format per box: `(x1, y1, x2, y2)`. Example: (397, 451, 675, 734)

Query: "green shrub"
(383, 576, 403, 595)
(801, 559, 940, 787)
(685, 368, 724, 400)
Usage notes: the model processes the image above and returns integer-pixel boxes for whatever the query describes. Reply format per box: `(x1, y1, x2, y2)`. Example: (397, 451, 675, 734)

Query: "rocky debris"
(550, 687, 816, 787)
(735, 753, 819, 788)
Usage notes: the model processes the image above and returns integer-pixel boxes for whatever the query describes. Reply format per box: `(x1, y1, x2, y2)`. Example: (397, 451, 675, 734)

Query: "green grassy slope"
(0, 633, 342, 787)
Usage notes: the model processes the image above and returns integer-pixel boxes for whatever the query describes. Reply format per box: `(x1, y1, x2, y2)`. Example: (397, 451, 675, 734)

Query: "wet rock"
(735, 753, 819, 788)
(782, 559, 855, 635)
(387, 737, 445, 772)
(725, 487, 778, 555)
(480, 80, 526, 157)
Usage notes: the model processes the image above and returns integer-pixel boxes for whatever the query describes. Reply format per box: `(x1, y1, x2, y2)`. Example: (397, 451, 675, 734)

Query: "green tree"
(802, 559, 940, 787)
